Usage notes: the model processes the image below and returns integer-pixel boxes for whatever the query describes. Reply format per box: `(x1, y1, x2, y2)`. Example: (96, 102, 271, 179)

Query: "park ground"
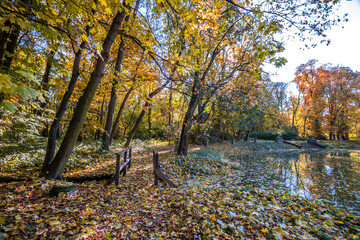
(0, 139, 360, 239)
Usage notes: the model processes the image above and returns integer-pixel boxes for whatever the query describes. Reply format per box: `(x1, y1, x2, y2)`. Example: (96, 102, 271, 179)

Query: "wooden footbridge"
(281, 139, 328, 150)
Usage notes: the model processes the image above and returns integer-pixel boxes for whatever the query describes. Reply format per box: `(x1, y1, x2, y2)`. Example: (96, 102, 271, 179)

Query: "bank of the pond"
(1, 141, 359, 239)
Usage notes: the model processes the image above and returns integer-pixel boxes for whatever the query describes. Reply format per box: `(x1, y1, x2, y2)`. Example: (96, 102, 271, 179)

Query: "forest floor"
(1, 140, 360, 239)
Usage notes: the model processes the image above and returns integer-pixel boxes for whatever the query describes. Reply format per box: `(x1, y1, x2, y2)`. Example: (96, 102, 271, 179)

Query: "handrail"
(283, 140, 303, 149)
(106, 147, 132, 186)
(153, 149, 177, 188)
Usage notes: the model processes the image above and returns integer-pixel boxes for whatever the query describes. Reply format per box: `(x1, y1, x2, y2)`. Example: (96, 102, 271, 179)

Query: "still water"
(231, 150, 360, 214)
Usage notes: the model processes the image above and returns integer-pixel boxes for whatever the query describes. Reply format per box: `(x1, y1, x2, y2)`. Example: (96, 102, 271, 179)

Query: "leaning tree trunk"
(102, 0, 140, 150)
(41, 0, 100, 176)
(101, 39, 125, 150)
(124, 80, 171, 148)
(44, 9, 129, 179)
(177, 102, 198, 155)
(41, 46, 85, 175)
(177, 76, 201, 155)
(109, 86, 133, 143)
(123, 33, 183, 148)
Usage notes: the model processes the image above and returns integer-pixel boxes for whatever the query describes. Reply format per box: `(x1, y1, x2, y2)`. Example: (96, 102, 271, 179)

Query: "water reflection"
(231, 150, 360, 214)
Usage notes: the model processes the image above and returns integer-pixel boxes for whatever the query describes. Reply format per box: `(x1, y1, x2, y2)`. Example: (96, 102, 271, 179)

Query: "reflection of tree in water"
(233, 150, 360, 213)
(305, 151, 360, 212)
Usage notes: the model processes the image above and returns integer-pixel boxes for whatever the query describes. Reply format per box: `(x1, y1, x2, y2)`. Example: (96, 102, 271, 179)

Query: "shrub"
(281, 131, 299, 140)
(249, 132, 277, 140)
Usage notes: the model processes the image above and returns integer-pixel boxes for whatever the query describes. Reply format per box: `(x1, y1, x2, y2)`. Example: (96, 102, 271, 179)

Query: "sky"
(263, 0, 360, 94)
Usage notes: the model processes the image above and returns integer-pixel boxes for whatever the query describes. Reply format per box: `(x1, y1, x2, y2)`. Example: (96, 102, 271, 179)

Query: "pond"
(230, 150, 360, 214)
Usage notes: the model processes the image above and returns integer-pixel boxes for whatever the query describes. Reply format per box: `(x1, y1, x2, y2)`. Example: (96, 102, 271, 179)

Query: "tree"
(295, 60, 326, 138)
(102, 0, 140, 150)
(295, 61, 360, 139)
(44, 2, 132, 179)
(41, 0, 100, 175)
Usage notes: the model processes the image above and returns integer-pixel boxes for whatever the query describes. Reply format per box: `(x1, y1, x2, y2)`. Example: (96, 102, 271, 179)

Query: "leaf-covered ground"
(1, 141, 360, 239)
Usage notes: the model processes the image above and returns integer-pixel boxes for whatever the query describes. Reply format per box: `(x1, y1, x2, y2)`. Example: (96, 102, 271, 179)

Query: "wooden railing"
(283, 140, 302, 149)
(106, 147, 132, 186)
(307, 140, 328, 149)
(153, 149, 177, 188)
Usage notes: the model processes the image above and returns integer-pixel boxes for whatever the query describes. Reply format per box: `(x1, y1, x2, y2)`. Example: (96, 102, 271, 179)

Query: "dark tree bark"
(0, 21, 11, 66)
(101, 39, 125, 150)
(168, 81, 173, 126)
(44, 8, 129, 179)
(109, 86, 133, 143)
(291, 92, 300, 132)
(102, 0, 140, 149)
(237, 130, 242, 141)
(37, 50, 56, 117)
(177, 73, 201, 155)
(41, 1, 101, 176)
(0, 22, 21, 72)
(123, 81, 170, 147)
(41, 50, 56, 91)
(244, 130, 250, 141)
(41, 37, 89, 175)
(148, 103, 152, 138)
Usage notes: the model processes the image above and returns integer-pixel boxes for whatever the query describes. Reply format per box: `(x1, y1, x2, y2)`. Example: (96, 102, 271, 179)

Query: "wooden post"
(174, 137, 179, 152)
(128, 147, 132, 168)
(153, 149, 159, 186)
(123, 151, 127, 177)
(152, 148, 177, 188)
(115, 153, 121, 186)
(204, 138, 209, 147)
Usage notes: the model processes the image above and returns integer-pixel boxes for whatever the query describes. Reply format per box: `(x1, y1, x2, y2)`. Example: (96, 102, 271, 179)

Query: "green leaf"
(0, 101, 18, 112)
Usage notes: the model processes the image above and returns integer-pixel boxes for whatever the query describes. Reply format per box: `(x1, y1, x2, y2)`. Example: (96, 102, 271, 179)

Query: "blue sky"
(263, 0, 360, 94)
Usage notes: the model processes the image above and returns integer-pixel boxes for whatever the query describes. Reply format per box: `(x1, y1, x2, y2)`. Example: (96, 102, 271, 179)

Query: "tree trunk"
(303, 115, 308, 137)
(41, 50, 56, 90)
(41, 0, 100, 176)
(123, 27, 182, 148)
(244, 130, 250, 141)
(95, 93, 106, 140)
(148, 103, 152, 138)
(291, 93, 300, 132)
(313, 118, 322, 139)
(0, 21, 11, 67)
(218, 117, 223, 142)
(41, 46, 86, 175)
(102, 0, 140, 149)
(124, 80, 171, 147)
(44, 9, 129, 179)
(37, 50, 56, 116)
(303, 110, 309, 137)
(101, 39, 125, 150)
(110, 86, 133, 143)
(237, 129, 242, 141)
(177, 74, 200, 155)
(0, 22, 20, 72)
(168, 81, 173, 126)
(177, 96, 199, 155)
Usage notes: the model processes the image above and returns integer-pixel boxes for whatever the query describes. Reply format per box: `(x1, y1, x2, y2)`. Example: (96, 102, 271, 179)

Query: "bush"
(281, 131, 298, 140)
(151, 126, 166, 139)
(249, 132, 278, 140)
